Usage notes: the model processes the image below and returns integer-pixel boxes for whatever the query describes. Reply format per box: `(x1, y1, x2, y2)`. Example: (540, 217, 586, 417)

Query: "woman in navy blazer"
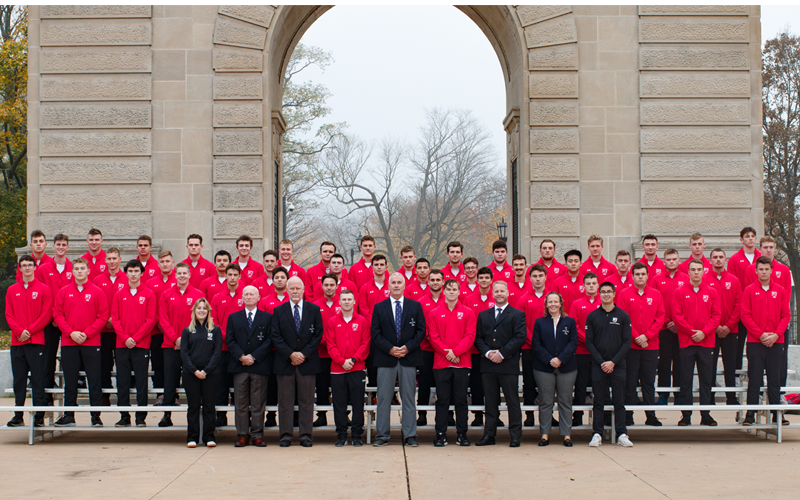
(532, 292, 578, 447)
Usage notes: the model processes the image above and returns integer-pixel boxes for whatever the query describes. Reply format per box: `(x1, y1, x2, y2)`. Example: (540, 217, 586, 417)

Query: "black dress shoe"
(114, 416, 131, 427)
(300, 439, 313, 447)
(158, 415, 173, 427)
(279, 440, 291, 447)
(475, 436, 495, 446)
(538, 437, 549, 447)
(645, 415, 662, 426)
(509, 438, 520, 448)
(563, 439, 573, 447)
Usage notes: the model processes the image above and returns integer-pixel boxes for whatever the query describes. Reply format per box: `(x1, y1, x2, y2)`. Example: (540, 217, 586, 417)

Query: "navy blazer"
(532, 314, 578, 373)
(370, 297, 426, 368)
(270, 300, 323, 376)
(474, 305, 527, 374)
(226, 308, 273, 375)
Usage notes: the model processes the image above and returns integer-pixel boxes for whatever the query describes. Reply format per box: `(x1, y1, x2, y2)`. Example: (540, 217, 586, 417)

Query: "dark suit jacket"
(474, 305, 526, 374)
(226, 308, 273, 375)
(532, 315, 578, 373)
(370, 297, 426, 367)
(271, 300, 323, 376)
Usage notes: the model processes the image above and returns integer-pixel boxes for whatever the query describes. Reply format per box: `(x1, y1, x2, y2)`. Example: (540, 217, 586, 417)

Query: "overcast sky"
(295, 5, 797, 176)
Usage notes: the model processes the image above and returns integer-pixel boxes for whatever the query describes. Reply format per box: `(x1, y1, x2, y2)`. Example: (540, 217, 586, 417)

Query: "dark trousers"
(150, 334, 164, 388)
(115, 347, 150, 420)
(625, 349, 658, 417)
(417, 350, 435, 408)
(592, 362, 626, 436)
(712, 331, 740, 404)
(316, 357, 332, 411)
(162, 348, 182, 409)
(11, 344, 46, 420)
(657, 329, 681, 399)
(572, 353, 592, 417)
(233, 372, 267, 438)
(469, 353, 484, 413)
(43, 324, 61, 396)
(746, 342, 784, 406)
(482, 372, 521, 439)
(61, 345, 102, 417)
(735, 320, 747, 371)
(277, 368, 315, 443)
(100, 331, 116, 389)
(184, 371, 219, 443)
(216, 369, 234, 409)
(433, 367, 470, 436)
(521, 349, 538, 407)
(780, 333, 789, 389)
(331, 370, 366, 439)
(679, 345, 714, 418)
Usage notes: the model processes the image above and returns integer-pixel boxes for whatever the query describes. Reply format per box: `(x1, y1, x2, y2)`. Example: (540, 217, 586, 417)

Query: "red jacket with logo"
(36, 260, 73, 311)
(441, 263, 467, 285)
(348, 258, 374, 291)
(740, 282, 790, 343)
(257, 291, 289, 314)
(211, 286, 244, 351)
(16, 253, 53, 283)
(519, 288, 550, 350)
(5, 279, 53, 345)
(507, 280, 531, 309)
(703, 271, 742, 333)
(552, 274, 585, 314)
(463, 290, 495, 354)
(138, 255, 160, 282)
(743, 259, 792, 308)
(142, 273, 176, 336)
(315, 297, 341, 358)
(54, 282, 109, 347)
(459, 282, 479, 302)
(325, 312, 370, 373)
(82, 250, 107, 280)
(672, 282, 721, 348)
(404, 281, 431, 302)
(638, 255, 667, 285)
(490, 262, 514, 285)
(418, 293, 445, 351)
(607, 272, 634, 300)
(580, 257, 616, 281)
(93, 269, 128, 332)
(427, 302, 476, 369)
(111, 286, 156, 348)
(306, 260, 348, 301)
(200, 275, 228, 300)
(616, 286, 665, 350)
(652, 271, 689, 329)
(569, 295, 601, 355)
(531, 259, 568, 288)
(159, 285, 204, 349)
(678, 255, 712, 276)
(358, 279, 390, 327)
(182, 255, 216, 289)
(312, 278, 358, 306)
(727, 248, 761, 287)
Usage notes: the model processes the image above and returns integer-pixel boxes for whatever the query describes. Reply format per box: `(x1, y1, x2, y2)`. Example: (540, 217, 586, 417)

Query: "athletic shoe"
(54, 415, 76, 427)
(741, 412, 755, 426)
(677, 416, 691, 426)
(6, 416, 24, 427)
(456, 435, 470, 446)
(617, 434, 633, 447)
(588, 433, 602, 447)
(187, 441, 197, 448)
(91, 416, 103, 427)
(335, 436, 347, 447)
(645, 415, 662, 427)
(433, 434, 447, 447)
(114, 416, 131, 427)
(206, 441, 216, 448)
(700, 416, 718, 427)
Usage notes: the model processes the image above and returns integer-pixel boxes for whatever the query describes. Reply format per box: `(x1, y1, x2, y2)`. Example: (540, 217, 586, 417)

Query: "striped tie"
(247, 311, 253, 329)
(294, 304, 301, 332)
(395, 300, 402, 343)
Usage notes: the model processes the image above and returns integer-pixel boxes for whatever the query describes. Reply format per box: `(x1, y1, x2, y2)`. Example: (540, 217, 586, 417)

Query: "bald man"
(271, 276, 324, 447)
(226, 285, 273, 447)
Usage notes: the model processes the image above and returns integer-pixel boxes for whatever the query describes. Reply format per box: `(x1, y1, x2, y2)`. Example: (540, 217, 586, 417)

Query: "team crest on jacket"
(457, 312, 464, 319)
(678, 281, 685, 287)
(772, 291, 778, 298)
(776, 271, 782, 278)
(237, 299, 243, 307)
(611, 317, 618, 324)
(703, 295, 709, 302)
(200, 268, 206, 275)
(352, 322, 358, 331)
(504, 271, 511, 278)
(383, 290, 390, 297)
(725, 282, 731, 289)
(335, 306, 341, 314)
(186, 297, 193, 305)
(139, 296, 146, 304)
(32, 292, 38, 299)
(646, 297, 653, 305)
(117, 283, 125, 291)
(84, 294, 92, 302)
(66, 272, 73, 279)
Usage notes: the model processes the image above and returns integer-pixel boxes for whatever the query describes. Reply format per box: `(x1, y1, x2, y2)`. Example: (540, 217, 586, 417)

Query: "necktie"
(247, 311, 253, 328)
(395, 300, 402, 343)
(495, 307, 501, 319)
(294, 304, 301, 332)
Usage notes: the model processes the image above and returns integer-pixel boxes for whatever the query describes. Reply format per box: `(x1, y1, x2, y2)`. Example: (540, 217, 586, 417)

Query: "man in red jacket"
(404, 258, 431, 301)
(463, 267, 495, 426)
(305, 241, 339, 301)
(618, 263, 665, 426)
(15, 229, 52, 283)
(653, 248, 689, 405)
(358, 254, 390, 327)
(568, 272, 600, 426)
(93, 247, 128, 404)
(158, 262, 204, 427)
(728, 227, 759, 373)
(416, 269, 446, 426)
(519, 264, 550, 426)
(704, 248, 742, 405)
(638, 234, 667, 285)
(278, 238, 307, 286)
(441, 241, 466, 285)
(580, 235, 616, 279)
(200, 250, 232, 300)
(507, 254, 530, 308)
(428, 279, 477, 446)
(143, 250, 176, 398)
(607, 250, 634, 297)
(53, 258, 109, 427)
(112, 260, 156, 427)
(210, 263, 244, 426)
(489, 240, 514, 285)
(313, 273, 341, 427)
(398, 246, 418, 285)
(532, 239, 568, 288)
(459, 257, 480, 301)
(552, 249, 585, 314)
(82, 228, 107, 279)
(678, 233, 712, 275)
(5, 255, 53, 427)
(311, 253, 357, 301)
(349, 235, 376, 290)
(251, 249, 279, 299)
(136, 235, 160, 281)
(673, 259, 721, 426)
(741, 256, 791, 425)
(325, 289, 370, 446)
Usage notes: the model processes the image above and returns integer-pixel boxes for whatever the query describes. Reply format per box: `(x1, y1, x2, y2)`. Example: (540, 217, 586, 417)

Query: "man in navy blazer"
(271, 277, 323, 447)
(226, 285, 273, 447)
(371, 272, 426, 447)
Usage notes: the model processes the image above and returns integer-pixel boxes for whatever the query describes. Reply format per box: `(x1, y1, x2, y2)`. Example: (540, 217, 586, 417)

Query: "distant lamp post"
(497, 218, 508, 243)
(351, 232, 363, 266)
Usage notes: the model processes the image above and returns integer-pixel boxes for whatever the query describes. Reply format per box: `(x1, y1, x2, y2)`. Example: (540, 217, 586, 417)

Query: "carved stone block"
(40, 130, 151, 156)
(529, 100, 578, 126)
(41, 47, 151, 73)
(640, 100, 749, 125)
(212, 47, 262, 72)
(213, 75, 263, 100)
(640, 156, 750, 180)
(530, 155, 580, 181)
(639, 45, 749, 70)
(213, 214, 264, 239)
(529, 44, 579, 71)
(640, 127, 750, 153)
(530, 182, 580, 209)
(40, 6, 152, 18)
(40, 20, 152, 46)
(40, 158, 151, 184)
(530, 128, 579, 154)
(524, 16, 578, 49)
(213, 103, 262, 127)
(40, 103, 151, 129)
(213, 16, 268, 50)
(40, 215, 152, 240)
(640, 18, 749, 43)
(641, 182, 751, 208)
(530, 211, 580, 236)
(516, 6, 572, 27)
(529, 72, 578, 98)
(213, 157, 263, 183)
(642, 211, 750, 235)
(213, 186, 263, 211)
(40, 186, 151, 212)
(218, 5, 275, 28)
(639, 6, 748, 16)
(40, 75, 152, 101)
(640, 72, 749, 98)
(213, 129, 263, 155)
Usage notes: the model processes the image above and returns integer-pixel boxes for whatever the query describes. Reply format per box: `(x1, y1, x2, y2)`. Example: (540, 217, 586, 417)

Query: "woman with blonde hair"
(532, 291, 578, 447)
(180, 298, 223, 448)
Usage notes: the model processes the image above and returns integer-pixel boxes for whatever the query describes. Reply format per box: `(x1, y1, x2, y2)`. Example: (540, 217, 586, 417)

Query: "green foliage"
(0, 187, 25, 278)
(0, 5, 27, 190)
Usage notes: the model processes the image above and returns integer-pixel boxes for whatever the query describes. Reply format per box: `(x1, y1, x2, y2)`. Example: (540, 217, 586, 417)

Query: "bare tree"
(763, 30, 800, 306)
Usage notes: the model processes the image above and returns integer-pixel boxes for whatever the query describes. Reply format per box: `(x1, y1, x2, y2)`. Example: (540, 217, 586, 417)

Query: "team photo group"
(4, 226, 791, 449)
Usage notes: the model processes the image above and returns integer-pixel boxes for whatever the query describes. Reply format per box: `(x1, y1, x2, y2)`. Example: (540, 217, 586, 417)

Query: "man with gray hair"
(371, 272, 426, 447)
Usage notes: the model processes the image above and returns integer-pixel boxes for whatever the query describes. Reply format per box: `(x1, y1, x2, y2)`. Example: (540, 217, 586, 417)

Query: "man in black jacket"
(474, 281, 527, 447)
(586, 282, 633, 447)
(371, 273, 426, 447)
(226, 285, 273, 447)
(271, 277, 323, 447)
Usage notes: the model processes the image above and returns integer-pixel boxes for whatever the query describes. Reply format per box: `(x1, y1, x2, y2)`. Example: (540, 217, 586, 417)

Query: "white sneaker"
(588, 433, 602, 447)
(206, 441, 216, 448)
(187, 441, 197, 448)
(617, 434, 633, 447)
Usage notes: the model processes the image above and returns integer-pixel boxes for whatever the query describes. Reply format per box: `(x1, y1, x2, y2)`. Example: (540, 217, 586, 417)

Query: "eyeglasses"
(599, 290, 615, 295)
